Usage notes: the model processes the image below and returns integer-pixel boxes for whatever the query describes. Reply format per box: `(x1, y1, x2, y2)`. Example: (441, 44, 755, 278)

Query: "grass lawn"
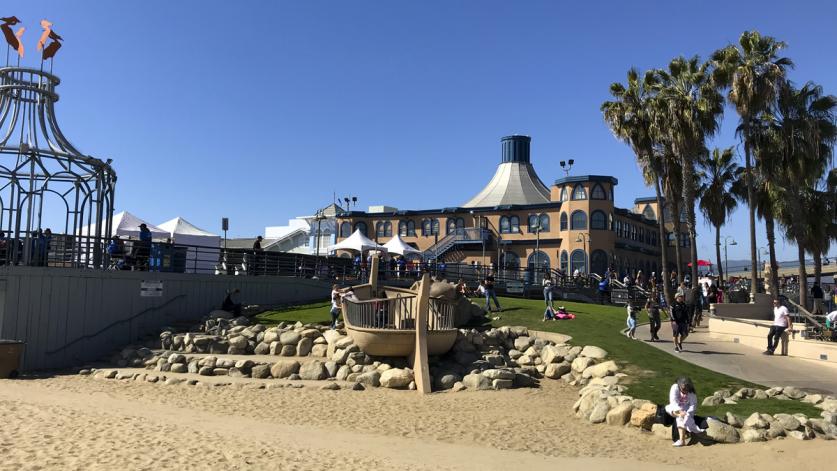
(254, 301, 332, 326)
(490, 296, 819, 417)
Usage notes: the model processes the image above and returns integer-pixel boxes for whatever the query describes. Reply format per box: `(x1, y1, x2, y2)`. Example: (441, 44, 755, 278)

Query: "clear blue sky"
(8, 0, 836, 264)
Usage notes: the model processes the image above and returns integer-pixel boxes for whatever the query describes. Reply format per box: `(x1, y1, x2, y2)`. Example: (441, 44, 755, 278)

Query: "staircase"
(422, 228, 485, 261)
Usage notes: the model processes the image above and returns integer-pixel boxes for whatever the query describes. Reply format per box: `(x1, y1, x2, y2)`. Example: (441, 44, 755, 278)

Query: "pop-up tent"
(382, 234, 421, 255)
(81, 211, 168, 239)
(158, 217, 222, 274)
(326, 229, 387, 253)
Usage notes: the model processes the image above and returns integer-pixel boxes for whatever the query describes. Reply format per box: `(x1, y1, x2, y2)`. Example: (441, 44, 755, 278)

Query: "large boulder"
(741, 428, 767, 443)
(606, 403, 634, 426)
(228, 335, 248, 350)
(540, 345, 565, 364)
(628, 403, 657, 430)
(513, 336, 532, 351)
(380, 369, 413, 389)
(297, 337, 314, 356)
(251, 364, 271, 379)
(581, 360, 618, 379)
(270, 361, 300, 379)
(482, 369, 515, 381)
(463, 373, 492, 391)
(571, 357, 595, 374)
(298, 360, 328, 380)
(743, 412, 768, 429)
(437, 374, 462, 390)
(580, 346, 608, 360)
(702, 395, 723, 406)
(279, 331, 302, 346)
(544, 362, 571, 379)
(774, 414, 801, 431)
(356, 370, 381, 387)
(705, 419, 740, 443)
(818, 399, 837, 413)
(588, 401, 611, 424)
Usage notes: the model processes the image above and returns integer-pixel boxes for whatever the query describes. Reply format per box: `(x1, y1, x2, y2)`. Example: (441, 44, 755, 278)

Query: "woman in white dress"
(665, 377, 703, 446)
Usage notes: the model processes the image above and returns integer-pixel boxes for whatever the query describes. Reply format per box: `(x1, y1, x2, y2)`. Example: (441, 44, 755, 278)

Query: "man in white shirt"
(764, 298, 792, 355)
(825, 309, 837, 329)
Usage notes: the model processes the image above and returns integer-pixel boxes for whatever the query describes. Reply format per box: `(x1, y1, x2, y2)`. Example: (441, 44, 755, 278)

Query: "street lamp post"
(575, 232, 591, 276)
(722, 236, 737, 286)
(534, 223, 541, 278)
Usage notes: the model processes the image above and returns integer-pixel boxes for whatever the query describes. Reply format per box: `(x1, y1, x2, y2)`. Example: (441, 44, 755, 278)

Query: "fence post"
(413, 272, 432, 394)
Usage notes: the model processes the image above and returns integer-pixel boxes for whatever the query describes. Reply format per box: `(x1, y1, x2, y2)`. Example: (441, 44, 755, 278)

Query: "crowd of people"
(0, 228, 53, 266)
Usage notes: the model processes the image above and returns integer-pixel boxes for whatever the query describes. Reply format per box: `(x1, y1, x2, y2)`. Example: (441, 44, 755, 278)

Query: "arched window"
(570, 210, 587, 230)
(539, 214, 550, 232)
(609, 212, 614, 231)
(339, 221, 351, 238)
(500, 216, 510, 233)
(376, 222, 386, 238)
(447, 218, 457, 235)
(422, 218, 439, 236)
(384, 221, 392, 237)
(590, 250, 608, 275)
(354, 221, 368, 236)
(591, 184, 607, 200)
(570, 249, 586, 274)
(591, 210, 607, 230)
(501, 252, 520, 270)
(399, 220, 416, 237)
(559, 212, 568, 231)
(527, 214, 539, 233)
(559, 187, 569, 202)
(560, 250, 568, 273)
(527, 250, 550, 270)
(571, 184, 587, 200)
(642, 204, 656, 221)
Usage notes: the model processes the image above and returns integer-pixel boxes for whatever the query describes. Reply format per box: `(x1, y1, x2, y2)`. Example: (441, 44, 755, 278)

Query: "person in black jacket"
(670, 294, 690, 352)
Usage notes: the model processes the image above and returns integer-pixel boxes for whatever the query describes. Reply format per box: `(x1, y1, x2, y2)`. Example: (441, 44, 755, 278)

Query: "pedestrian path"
(642, 319, 837, 394)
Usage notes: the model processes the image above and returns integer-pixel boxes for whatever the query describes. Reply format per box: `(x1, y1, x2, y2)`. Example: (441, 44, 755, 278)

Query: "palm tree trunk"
(764, 212, 779, 299)
(680, 156, 700, 285)
(814, 251, 822, 289)
(654, 175, 673, 306)
(715, 226, 723, 285)
(668, 196, 684, 283)
(798, 243, 808, 310)
(744, 142, 759, 300)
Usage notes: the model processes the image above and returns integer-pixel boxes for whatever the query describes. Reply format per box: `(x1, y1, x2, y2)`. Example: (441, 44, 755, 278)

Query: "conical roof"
(158, 217, 218, 237)
(382, 235, 421, 255)
(462, 136, 550, 207)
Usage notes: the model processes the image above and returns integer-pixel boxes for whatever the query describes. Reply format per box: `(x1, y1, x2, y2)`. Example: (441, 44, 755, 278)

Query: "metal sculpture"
(1, 17, 24, 58)
(0, 17, 116, 267)
(38, 20, 61, 61)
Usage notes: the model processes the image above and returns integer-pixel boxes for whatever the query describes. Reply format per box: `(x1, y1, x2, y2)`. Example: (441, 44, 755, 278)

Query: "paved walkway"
(641, 320, 837, 394)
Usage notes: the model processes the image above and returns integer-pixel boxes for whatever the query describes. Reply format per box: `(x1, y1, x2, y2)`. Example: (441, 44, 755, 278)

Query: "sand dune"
(0, 376, 831, 470)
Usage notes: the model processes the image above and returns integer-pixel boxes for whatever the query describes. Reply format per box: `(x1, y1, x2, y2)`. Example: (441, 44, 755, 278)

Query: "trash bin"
(0, 340, 24, 378)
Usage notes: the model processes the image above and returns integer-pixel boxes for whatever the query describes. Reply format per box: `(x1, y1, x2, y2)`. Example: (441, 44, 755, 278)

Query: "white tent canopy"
(326, 229, 387, 253)
(158, 217, 221, 274)
(81, 211, 168, 239)
(382, 234, 421, 255)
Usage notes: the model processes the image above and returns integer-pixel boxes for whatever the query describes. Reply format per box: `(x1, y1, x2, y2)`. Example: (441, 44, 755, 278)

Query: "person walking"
(542, 272, 555, 309)
(811, 283, 824, 315)
(665, 377, 703, 447)
(670, 294, 690, 352)
(764, 298, 793, 355)
(484, 272, 501, 312)
(626, 303, 638, 339)
(646, 295, 662, 342)
(329, 284, 342, 329)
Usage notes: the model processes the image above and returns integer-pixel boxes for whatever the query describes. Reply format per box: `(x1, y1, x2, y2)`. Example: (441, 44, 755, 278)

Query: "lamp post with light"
(722, 236, 737, 286)
(559, 159, 575, 177)
(576, 232, 591, 276)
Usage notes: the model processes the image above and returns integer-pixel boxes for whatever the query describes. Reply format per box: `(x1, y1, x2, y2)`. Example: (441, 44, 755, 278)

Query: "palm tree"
(650, 56, 725, 286)
(601, 68, 673, 305)
(730, 165, 779, 295)
(771, 82, 836, 309)
(712, 31, 793, 300)
(698, 147, 739, 285)
(660, 144, 685, 284)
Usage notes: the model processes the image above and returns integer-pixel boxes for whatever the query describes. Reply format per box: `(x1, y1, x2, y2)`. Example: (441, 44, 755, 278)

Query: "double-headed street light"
(576, 232, 591, 275)
(722, 236, 737, 285)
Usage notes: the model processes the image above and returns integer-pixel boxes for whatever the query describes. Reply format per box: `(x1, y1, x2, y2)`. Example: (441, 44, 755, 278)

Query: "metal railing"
(0, 232, 354, 279)
(342, 295, 456, 331)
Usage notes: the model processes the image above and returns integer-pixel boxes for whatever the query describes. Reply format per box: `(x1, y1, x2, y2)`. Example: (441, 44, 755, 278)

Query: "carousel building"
(334, 135, 689, 278)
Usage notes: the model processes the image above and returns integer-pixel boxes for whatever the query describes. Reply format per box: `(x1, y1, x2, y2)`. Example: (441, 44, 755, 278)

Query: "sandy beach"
(0, 375, 832, 471)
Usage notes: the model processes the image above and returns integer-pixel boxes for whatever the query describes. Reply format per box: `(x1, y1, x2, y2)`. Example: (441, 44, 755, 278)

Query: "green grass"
(254, 300, 332, 326)
(490, 296, 820, 417)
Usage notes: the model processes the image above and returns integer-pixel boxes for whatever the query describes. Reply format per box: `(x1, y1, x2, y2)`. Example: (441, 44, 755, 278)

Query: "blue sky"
(7, 0, 836, 263)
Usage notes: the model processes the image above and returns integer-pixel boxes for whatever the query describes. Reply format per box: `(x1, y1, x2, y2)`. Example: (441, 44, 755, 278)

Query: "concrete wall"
(710, 293, 773, 320)
(0, 266, 331, 371)
(708, 316, 837, 364)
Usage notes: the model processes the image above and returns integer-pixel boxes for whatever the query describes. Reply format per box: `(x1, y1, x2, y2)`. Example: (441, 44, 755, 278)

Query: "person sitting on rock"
(222, 288, 241, 316)
(665, 376, 703, 447)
